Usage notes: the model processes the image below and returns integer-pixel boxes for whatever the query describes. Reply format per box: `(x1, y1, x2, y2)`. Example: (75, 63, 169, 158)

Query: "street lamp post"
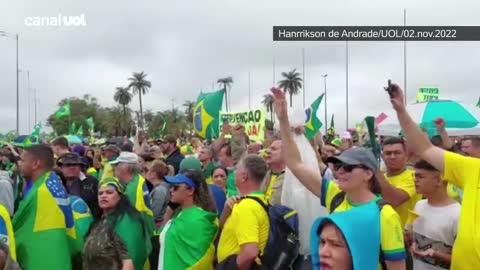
(0, 31, 19, 136)
(321, 74, 328, 135)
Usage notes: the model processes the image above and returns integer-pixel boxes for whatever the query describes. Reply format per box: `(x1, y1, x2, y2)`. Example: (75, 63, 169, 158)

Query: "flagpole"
(321, 74, 328, 135)
(404, 8, 407, 104)
(248, 69, 251, 110)
(302, 48, 306, 108)
(272, 57, 276, 86)
(27, 70, 31, 132)
(34, 88, 37, 125)
(346, 40, 349, 129)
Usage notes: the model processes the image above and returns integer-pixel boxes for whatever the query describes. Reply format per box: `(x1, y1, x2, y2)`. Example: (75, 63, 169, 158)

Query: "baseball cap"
(179, 156, 202, 172)
(165, 174, 198, 189)
(109, 151, 139, 165)
(57, 153, 86, 166)
(326, 147, 378, 172)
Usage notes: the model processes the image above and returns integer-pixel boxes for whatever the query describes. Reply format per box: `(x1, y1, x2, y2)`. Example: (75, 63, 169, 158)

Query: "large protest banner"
(219, 109, 266, 141)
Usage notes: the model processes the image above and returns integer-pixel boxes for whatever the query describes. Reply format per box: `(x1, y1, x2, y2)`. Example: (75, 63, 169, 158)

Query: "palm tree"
(261, 94, 274, 122)
(128, 71, 151, 131)
(183, 100, 195, 124)
(113, 87, 132, 135)
(217, 76, 233, 111)
(278, 69, 303, 107)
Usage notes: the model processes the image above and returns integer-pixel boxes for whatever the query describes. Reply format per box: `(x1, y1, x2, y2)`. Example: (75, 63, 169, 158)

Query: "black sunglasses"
(333, 163, 369, 172)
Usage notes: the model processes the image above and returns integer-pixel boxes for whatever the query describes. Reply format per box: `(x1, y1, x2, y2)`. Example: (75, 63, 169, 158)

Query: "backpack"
(242, 196, 300, 270)
(329, 192, 388, 270)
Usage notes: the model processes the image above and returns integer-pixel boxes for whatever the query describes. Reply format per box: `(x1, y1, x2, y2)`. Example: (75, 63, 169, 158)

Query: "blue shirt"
(208, 184, 226, 217)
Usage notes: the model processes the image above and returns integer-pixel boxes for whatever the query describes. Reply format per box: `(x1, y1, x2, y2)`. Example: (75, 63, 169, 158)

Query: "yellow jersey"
(442, 151, 480, 270)
(385, 169, 422, 227)
(217, 191, 269, 265)
(320, 179, 406, 267)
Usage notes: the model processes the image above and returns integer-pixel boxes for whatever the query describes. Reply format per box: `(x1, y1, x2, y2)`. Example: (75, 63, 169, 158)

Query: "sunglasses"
(333, 163, 369, 172)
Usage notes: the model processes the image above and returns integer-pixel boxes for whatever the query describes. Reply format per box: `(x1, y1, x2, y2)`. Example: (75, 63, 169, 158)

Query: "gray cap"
(109, 151, 139, 165)
(325, 147, 378, 172)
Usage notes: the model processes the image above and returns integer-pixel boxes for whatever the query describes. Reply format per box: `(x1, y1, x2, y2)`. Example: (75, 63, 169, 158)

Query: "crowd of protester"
(0, 84, 478, 270)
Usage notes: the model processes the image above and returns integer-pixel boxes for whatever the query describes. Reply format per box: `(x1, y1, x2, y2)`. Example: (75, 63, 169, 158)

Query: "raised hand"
(270, 87, 288, 121)
(386, 83, 406, 112)
(434, 117, 446, 130)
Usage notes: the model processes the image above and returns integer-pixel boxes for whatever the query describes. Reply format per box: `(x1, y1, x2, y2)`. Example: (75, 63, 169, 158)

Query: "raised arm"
(271, 88, 322, 197)
(388, 84, 445, 171)
(434, 117, 454, 150)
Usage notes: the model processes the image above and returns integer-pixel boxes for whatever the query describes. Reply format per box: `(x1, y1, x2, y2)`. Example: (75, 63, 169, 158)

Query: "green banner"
(417, 87, 439, 102)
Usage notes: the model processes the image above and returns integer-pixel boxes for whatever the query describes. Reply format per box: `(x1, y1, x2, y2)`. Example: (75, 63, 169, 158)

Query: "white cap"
(341, 131, 352, 140)
(109, 151, 139, 164)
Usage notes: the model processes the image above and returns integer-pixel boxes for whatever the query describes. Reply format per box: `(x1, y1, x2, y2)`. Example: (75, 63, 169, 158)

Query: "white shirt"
(412, 199, 461, 270)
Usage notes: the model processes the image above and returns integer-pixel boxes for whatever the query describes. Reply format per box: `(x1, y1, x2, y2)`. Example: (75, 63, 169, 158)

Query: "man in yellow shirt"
(387, 82, 480, 270)
(99, 145, 120, 181)
(217, 155, 269, 269)
(377, 137, 421, 227)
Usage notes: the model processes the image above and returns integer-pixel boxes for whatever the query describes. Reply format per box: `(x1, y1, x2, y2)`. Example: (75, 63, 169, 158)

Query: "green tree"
(113, 86, 132, 135)
(48, 97, 99, 135)
(217, 76, 233, 111)
(261, 94, 274, 122)
(128, 71, 151, 131)
(278, 69, 303, 107)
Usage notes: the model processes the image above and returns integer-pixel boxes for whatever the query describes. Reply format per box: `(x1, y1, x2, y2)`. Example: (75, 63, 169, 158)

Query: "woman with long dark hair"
(157, 170, 218, 270)
(83, 177, 150, 270)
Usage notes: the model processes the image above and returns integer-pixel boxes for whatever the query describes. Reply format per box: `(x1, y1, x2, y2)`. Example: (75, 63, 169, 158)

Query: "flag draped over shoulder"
(13, 172, 80, 270)
(304, 94, 324, 138)
(159, 207, 218, 270)
(55, 103, 71, 119)
(123, 174, 154, 247)
(0, 204, 16, 261)
(193, 89, 224, 139)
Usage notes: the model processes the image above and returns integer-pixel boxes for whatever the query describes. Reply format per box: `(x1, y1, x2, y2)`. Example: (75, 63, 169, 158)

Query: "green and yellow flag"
(32, 123, 42, 137)
(476, 97, 480, 108)
(76, 125, 83, 136)
(193, 89, 224, 139)
(54, 103, 71, 119)
(327, 114, 335, 137)
(85, 117, 94, 135)
(0, 204, 16, 261)
(123, 174, 154, 258)
(69, 122, 76, 135)
(13, 171, 80, 270)
(159, 207, 218, 269)
(304, 94, 324, 138)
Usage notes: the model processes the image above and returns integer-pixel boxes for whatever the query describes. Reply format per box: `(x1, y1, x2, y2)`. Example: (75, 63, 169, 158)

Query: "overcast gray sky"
(1, 0, 479, 134)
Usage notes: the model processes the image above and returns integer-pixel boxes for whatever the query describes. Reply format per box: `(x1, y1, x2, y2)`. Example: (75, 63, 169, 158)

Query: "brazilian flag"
(327, 114, 335, 137)
(193, 89, 224, 139)
(304, 94, 324, 138)
(54, 103, 71, 119)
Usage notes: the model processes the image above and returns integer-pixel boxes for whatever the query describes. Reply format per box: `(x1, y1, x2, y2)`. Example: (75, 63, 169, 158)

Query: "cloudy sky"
(1, 0, 479, 134)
